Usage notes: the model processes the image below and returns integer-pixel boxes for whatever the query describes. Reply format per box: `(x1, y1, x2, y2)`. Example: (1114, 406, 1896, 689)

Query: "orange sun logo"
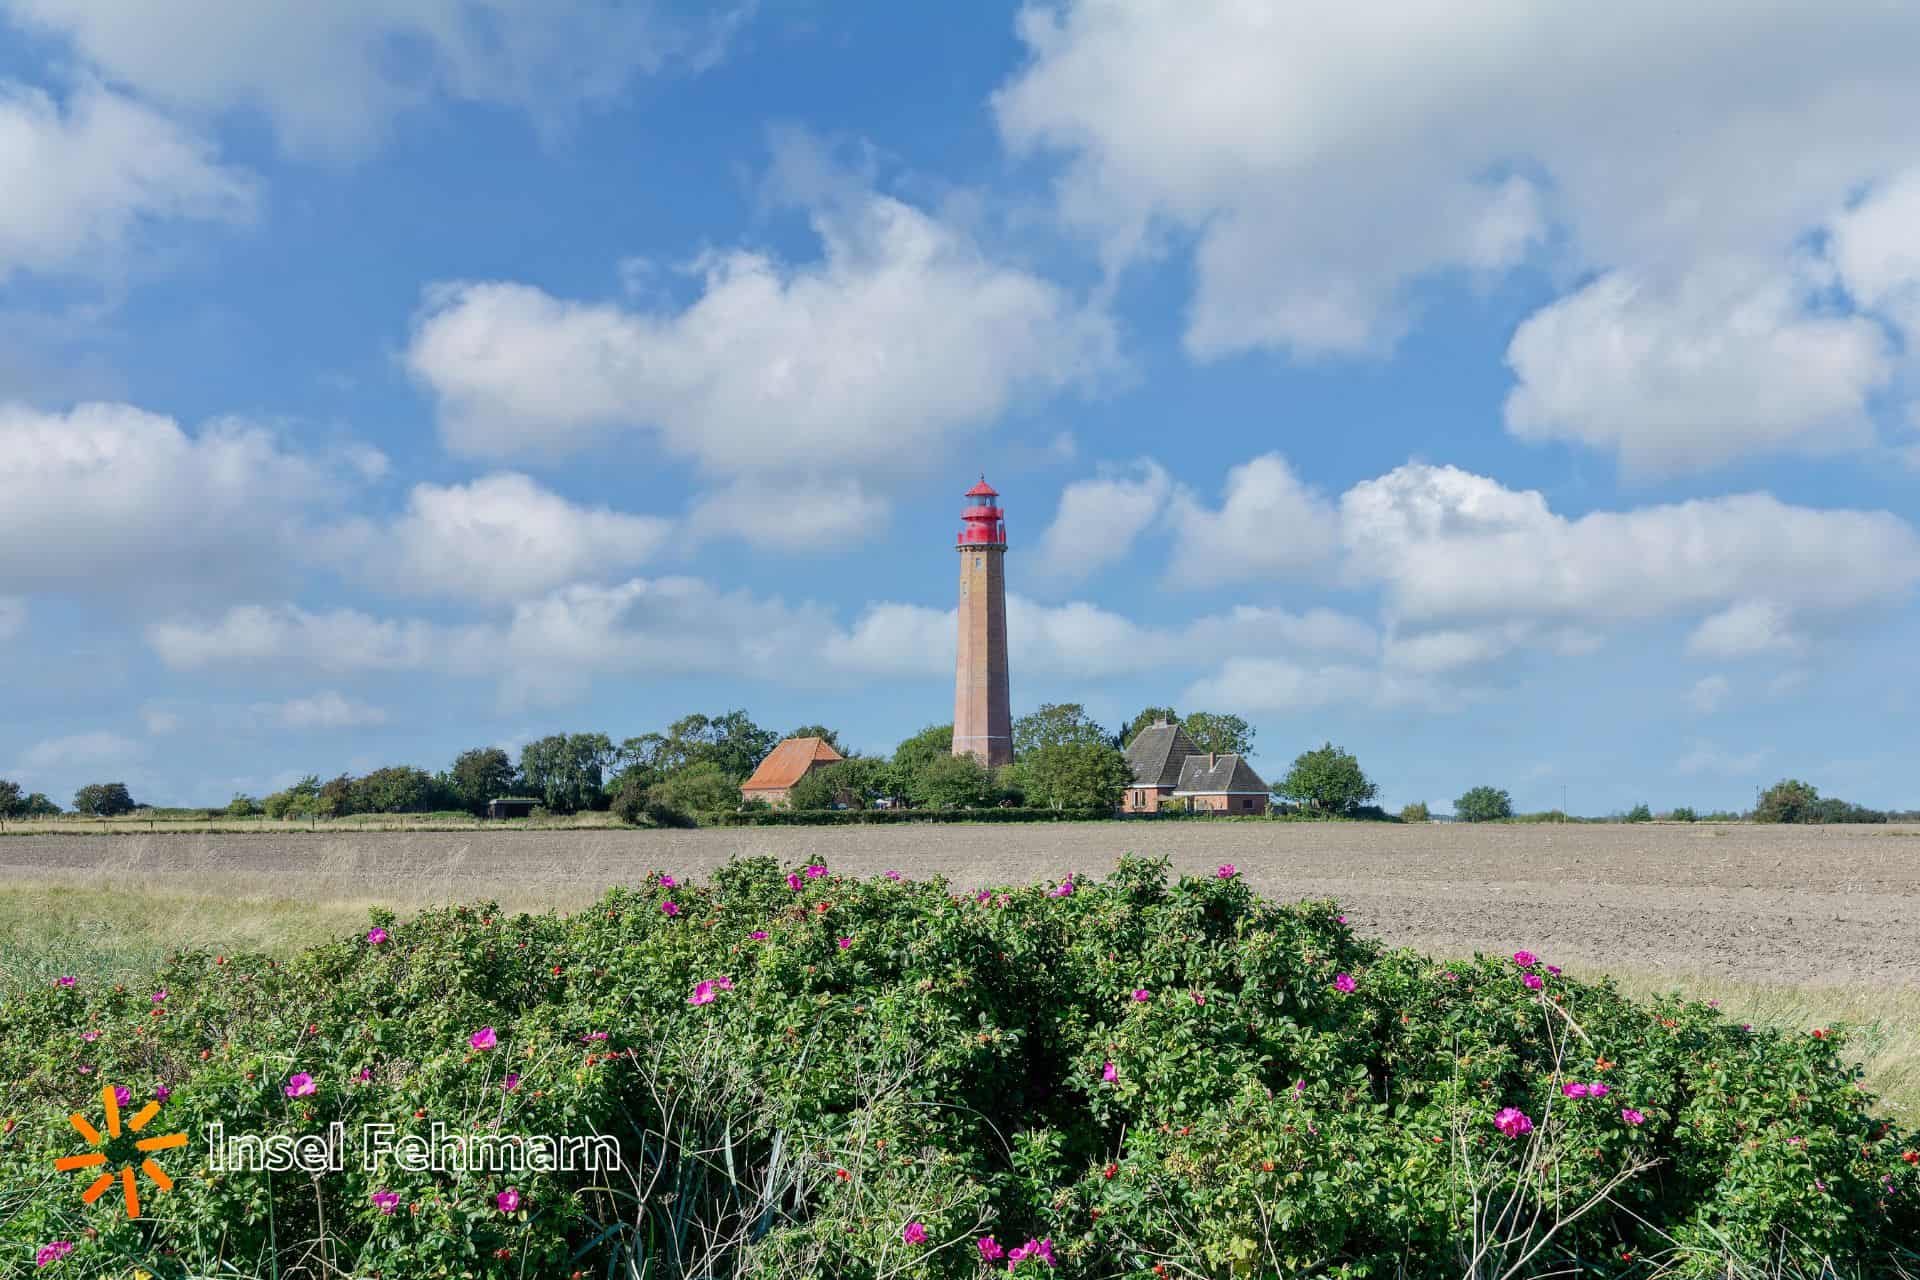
(54, 1085, 187, 1218)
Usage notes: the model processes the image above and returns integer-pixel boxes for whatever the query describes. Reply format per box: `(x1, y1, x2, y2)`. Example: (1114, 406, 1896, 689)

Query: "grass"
(0, 811, 627, 835)
(5, 883, 1916, 1124)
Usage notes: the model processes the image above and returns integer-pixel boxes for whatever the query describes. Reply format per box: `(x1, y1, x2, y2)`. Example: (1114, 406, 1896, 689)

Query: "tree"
(263, 775, 321, 820)
(73, 782, 137, 817)
(1120, 707, 1179, 746)
(892, 724, 953, 774)
(787, 758, 892, 811)
(226, 794, 261, 817)
(1753, 778, 1821, 824)
(1274, 743, 1377, 817)
(1181, 711, 1255, 756)
(652, 711, 780, 783)
(448, 747, 517, 815)
(1667, 807, 1697, 823)
(519, 733, 616, 814)
(1014, 742, 1132, 810)
(646, 764, 740, 816)
(351, 766, 446, 814)
(1012, 703, 1113, 756)
(1623, 803, 1652, 823)
(1455, 786, 1513, 823)
(908, 753, 995, 809)
(0, 779, 21, 817)
(787, 724, 844, 752)
(19, 793, 59, 816)
(316, 774, 357, 818)
(1399, 801, 1430, 823)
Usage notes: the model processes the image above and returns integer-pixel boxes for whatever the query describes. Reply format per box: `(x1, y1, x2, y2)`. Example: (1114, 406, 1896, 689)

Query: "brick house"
(741, 736, 843, 807)
(1120, 720, 1269, 814)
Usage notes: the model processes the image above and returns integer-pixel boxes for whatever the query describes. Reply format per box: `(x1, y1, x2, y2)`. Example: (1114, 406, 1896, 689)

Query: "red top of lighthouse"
(957, 475, 1007, 548)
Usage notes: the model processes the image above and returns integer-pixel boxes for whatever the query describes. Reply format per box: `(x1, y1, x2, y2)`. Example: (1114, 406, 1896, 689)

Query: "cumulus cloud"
(1827, 169, 1920, 339)
(344, 472, 674, 598)
(4, 0, 746, 154)
(994, 2, 1920, 363)
(1033, 460, 1171, 580)
(140, 706, 182, 736)
(686, 475, 890, 551)
(1181, 657, 1467, 716)
(17, 730, 143, 771)
(252, 690, 388, 730)
(0, 402, 369, 601)
(146, 604, 489, 675)
(406, 182, 1115, 471)
(1676, 740, 1770, 778)
(0, 79, 254, 281)
(1684, 602, 1807, 660)
(1503, 262, 1891, 476)
(1687, 674, 1732, 715)
(1339, 463, 1920, 628)
(1166, 454, 1340, 587)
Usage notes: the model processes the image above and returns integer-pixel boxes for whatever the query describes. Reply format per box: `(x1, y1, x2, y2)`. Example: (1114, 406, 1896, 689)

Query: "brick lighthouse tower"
(953, 475, 1012, 766)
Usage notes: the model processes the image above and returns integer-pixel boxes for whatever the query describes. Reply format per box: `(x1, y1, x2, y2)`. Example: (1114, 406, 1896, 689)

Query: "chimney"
(1208, 752, 1216, 768)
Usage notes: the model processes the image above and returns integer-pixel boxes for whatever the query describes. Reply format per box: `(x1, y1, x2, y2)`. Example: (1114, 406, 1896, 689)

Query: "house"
(485, 796, 540, 819)
(740, 736, 844, 807)
(1121, 719, 1269, 814)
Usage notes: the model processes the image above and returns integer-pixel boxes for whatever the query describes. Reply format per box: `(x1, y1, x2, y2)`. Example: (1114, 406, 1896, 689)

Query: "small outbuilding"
(741, 736, 844, 807)
(486, 796, 540, 819)
(1172, 752, 1270, 814)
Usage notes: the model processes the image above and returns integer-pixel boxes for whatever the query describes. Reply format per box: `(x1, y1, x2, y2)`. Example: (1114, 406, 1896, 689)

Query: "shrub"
(1274, 742, 1378, 816)
(225, 794, 262, 818)
(1623, 803, 1652, 823)
(1667, 806, 1698, 823)
(1399, 801, 1430, 823)
(1455, 785, 1513, 822)
(3, 859, 1913, 1277)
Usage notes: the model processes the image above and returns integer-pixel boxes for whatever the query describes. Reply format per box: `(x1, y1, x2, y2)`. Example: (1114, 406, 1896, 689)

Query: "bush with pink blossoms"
(0, 857, 1913, 1278)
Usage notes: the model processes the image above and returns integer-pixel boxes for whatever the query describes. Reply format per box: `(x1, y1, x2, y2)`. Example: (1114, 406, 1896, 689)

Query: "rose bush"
(3, 856, 1915, 1277)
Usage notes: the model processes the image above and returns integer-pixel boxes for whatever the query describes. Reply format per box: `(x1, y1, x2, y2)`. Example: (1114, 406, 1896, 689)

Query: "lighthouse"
(952, 475, 1013, 767)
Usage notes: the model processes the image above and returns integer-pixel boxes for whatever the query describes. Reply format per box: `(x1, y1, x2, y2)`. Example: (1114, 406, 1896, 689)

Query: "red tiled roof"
(741, 736, 844, 791)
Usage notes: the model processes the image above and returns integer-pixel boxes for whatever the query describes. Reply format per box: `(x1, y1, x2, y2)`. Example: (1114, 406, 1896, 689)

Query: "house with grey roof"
(1121, 719, 1270, 814)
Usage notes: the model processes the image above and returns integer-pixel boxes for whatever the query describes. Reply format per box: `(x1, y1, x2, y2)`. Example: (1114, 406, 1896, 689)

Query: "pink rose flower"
(470, 1027, 498, 1051)
(366, 927, 388, 945)
(901, 1221, 927, 1244)
(1621, 1108, 1646, 1126)
(1101, 1059, 1118, 1082)
(1493, 1107, 1533, 1137)
(1333, 972, 1357, 994)
(285, 1072, 316, 1098)
(497, 1187, 521, 1214)
(1217, 864, 1237, 878)
(372, 1190, 400, 1214)
(977, 1235, 1005, 1261)
(1132, 988, 1150, 1002)
(1523, 973, 1545, 990)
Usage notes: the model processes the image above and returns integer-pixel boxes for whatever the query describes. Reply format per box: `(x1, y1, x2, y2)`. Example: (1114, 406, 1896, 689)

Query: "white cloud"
(1687, 674, 1731, 715)
(140, 706, 181, 736)
(1676, 740, 1769, 778)
(1827, 169, 1920, 339)
(347, 472, 674, 598)
(252, 691, 388, 730)
(406, 184, 1115, 472)
(686, 475, 889, 551)
(0, 402, 366, 600)
(146, 604, 489, 675)
(1182, 657, 1466, 716)
(1166, 454, 1339, 588)
(1033, 460, 1171, 580)
(0, 79, 254, 281)
(994, 2, 1920, 361)
(17, 730, 143, 771)
(0, 596, 22, 640)
(1340, 463, 1920, 628)
(5, 0, 744, 154)
(1684, 602, 1807, 660)
(1504, 261, 1892, 475)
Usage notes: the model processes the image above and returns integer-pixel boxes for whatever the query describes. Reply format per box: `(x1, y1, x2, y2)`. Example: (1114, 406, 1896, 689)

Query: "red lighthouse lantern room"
(957, 476, 1006, 547)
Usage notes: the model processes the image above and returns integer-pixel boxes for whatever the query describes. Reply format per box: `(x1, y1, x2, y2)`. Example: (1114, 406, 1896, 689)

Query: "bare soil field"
(4, 821, 1917, 987)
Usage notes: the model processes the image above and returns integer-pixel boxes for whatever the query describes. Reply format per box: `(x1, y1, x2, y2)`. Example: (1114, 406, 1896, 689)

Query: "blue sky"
(4, 1, 1918, 815)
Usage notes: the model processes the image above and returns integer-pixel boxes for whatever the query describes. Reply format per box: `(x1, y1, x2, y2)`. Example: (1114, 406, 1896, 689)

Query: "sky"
(3, 0, 1918, 816)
